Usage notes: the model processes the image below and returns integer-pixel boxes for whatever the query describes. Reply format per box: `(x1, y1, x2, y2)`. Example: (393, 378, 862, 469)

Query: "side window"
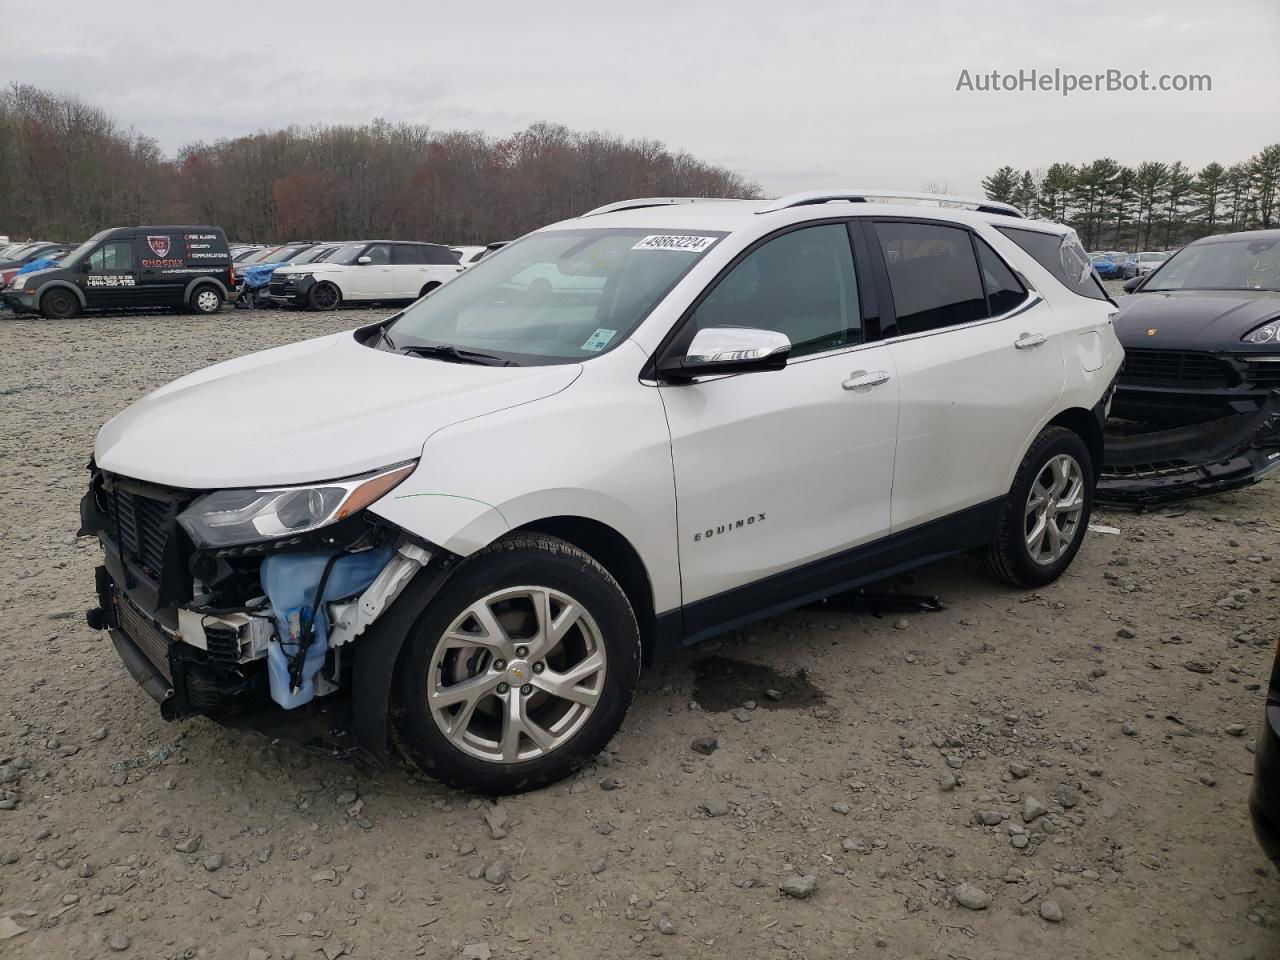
(363, 244, 392, 265)
(975, 237, 1029, 315)
(394, 244, 428, 265)
(424, 245, 459, 265)
(88, 240, 135, 272)
(875, 222, 986, 337)
(996, 226, 1108, 301)
(694, 224, 860, 358)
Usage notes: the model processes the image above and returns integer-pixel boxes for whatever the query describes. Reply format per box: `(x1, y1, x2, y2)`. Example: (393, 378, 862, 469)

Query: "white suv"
(82, 191, 1122, 794)
(268, 240, 461, 310)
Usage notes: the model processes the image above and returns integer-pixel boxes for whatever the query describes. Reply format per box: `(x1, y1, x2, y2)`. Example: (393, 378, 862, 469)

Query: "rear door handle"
(842, 369, 891, 391)
(1015, 332, 1047, 349)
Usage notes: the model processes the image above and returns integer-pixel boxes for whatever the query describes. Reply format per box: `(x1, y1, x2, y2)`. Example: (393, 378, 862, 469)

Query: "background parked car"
(1123, 251, 1170, 279)
(0, 242, 74, 288)
(1102, 228, 1280, 504)
(1089, 253, 1123, 279)
(1, 225, 233, 318)
(267, 240, 460, 310)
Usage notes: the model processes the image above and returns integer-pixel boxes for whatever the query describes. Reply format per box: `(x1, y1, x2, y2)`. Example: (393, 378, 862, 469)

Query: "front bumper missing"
(1099, 392, 1280, 505)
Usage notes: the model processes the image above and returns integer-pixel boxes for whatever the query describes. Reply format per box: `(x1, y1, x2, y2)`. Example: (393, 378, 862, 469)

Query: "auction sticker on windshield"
(581, 328, 617, 352)
(632, 235, 719, 253)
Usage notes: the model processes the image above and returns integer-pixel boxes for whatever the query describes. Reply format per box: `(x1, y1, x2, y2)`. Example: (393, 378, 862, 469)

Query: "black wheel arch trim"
(33, 279, 87, 307)
(183, 276, 229, 301)
(349, 552, 460, 758)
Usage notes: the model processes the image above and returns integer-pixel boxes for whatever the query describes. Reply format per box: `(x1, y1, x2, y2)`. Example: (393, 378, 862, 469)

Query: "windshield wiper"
(400, 343, 516, 366)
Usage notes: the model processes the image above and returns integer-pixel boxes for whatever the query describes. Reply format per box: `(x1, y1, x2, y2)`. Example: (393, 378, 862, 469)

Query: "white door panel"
(887, 300, 1064, 530)
(661, 346, 898, 605)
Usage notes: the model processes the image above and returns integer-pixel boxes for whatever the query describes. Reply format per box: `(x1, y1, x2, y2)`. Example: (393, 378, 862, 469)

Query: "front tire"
(190, 285, 223, 314)
(393, 534, 640, 795)
(984, 426, 1092, 588)
(40, 288, 79, 319)
(308, 282, 340, 311)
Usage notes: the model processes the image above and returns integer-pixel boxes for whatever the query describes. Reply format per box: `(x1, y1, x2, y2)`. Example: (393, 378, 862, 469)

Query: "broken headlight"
(178, 462, 416, 548)
(1243, 322, 1278, 344)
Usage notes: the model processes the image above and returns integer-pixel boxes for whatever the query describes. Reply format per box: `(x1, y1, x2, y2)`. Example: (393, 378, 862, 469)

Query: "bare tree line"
(0, 84, 760, 244)
(980, 146, 1280, 251)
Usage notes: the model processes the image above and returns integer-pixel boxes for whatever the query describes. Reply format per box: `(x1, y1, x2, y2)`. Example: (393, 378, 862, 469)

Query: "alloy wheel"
(426, 585, 607, 764)
(1024, 454, 1085, 565)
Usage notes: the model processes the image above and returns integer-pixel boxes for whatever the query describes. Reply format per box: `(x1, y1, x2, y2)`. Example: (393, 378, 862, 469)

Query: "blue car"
(1089, 253, 1123, 280)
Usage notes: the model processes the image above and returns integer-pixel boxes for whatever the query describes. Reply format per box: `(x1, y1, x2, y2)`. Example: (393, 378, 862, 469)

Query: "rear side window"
(975, 238, 1029, 315)
(424, 245, 460, 265)
(395, 244, 457, 265)
(694, 223, 861, 357)
(875, 222, 986, 336)
(997, 226, 1107, 301)
(395, 244, 429, 265)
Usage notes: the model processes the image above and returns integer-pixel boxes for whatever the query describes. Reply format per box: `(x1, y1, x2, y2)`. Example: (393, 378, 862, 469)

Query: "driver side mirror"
(659, 326, 791, 382)
(357, 255, 372, 265)
(1122, 276, 1144, 293)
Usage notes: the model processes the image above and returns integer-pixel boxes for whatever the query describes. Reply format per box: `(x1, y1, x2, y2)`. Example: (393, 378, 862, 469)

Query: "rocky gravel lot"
(1, 303, 1279, 960)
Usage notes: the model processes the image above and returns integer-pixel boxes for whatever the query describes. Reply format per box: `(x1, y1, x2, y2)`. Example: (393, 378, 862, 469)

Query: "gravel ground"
(1, 303, 1278, 960)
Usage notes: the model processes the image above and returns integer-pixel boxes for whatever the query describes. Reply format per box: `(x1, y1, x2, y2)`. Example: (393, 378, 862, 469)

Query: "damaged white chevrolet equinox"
(82, 191, 1122, 794)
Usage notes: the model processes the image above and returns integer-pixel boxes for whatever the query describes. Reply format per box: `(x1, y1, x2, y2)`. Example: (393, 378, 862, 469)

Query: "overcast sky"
(3, 0, 1276, 197)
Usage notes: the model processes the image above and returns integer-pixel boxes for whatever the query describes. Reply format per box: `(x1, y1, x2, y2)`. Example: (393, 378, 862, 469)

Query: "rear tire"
(40, 288, 78, 319)
(984, 426, 1092, 588)
(308, 282, 340, 311)
(190, 285, 223, 314)
(417, 282, 440, 300)
(393, 534, 640, 795)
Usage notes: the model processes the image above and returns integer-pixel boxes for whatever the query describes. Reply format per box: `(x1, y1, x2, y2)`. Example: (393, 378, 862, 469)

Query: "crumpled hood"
(1115, 290, 1280, 350)
(95, 331, 581, 488)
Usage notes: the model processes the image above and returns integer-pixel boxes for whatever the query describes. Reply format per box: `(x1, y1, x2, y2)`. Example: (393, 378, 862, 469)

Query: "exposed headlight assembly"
(178, 462, 416, 548)
(1243, 323, 1278, 344)
(11, 276, 25, 290)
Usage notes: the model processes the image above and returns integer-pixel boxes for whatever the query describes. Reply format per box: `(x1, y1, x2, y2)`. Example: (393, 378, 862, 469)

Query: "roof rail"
(579, 197, 747, 218)
(757, 190, 1024, 219)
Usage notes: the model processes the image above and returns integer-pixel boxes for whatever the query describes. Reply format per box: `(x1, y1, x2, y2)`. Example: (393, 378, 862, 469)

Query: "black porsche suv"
(1103, 229, 1280, 504)
(1, 225, 234, 318)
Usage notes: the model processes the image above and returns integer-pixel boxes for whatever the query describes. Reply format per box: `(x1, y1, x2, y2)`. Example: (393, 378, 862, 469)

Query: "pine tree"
(981, 166, 1018, 204)
(1191, 162, 1226, 232)
(1251, 144, 1280, 229)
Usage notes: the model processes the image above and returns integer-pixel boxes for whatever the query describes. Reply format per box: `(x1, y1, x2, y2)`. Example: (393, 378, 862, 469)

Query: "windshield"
(326, 242, 371, 265)
(1, 243, 38, 261)
(1144, 237, 1280, 292)
(296, 245, 336, 264)
(385, 228, 724, 364)
(262, 244, 307, 264)
(53, 231, 109, 267)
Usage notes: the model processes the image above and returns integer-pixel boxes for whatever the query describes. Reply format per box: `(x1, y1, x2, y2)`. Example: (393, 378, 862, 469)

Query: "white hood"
(94, 332, 581, 488)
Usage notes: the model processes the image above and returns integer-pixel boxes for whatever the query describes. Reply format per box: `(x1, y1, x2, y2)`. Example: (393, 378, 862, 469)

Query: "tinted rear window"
(876, 221, 987, 336)
(997, 226, 1107, 301)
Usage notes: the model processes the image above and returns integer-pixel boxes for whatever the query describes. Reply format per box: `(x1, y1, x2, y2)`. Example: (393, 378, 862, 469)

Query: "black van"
(2, 225, 234, 318)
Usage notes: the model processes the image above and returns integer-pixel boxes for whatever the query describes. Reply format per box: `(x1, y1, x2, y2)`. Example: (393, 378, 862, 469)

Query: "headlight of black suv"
(1243, 321, 1279, 345)
(177, 462, 416, 548)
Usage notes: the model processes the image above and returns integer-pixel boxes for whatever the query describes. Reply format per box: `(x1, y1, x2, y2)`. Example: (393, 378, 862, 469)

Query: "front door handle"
(842, 369, 891, 391)
(1015, 332, 1047, 350)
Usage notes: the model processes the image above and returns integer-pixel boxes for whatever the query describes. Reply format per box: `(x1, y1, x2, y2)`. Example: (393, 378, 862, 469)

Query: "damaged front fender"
(1099, 392, 1280, 505)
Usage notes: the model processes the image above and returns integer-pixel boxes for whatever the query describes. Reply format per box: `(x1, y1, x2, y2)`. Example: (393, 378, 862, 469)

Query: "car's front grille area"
(1120, 350, 1239, 389)
(1238, 359, 1280, 391)
(114, 591, 173, 682)
(108, 486, 174, 580)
